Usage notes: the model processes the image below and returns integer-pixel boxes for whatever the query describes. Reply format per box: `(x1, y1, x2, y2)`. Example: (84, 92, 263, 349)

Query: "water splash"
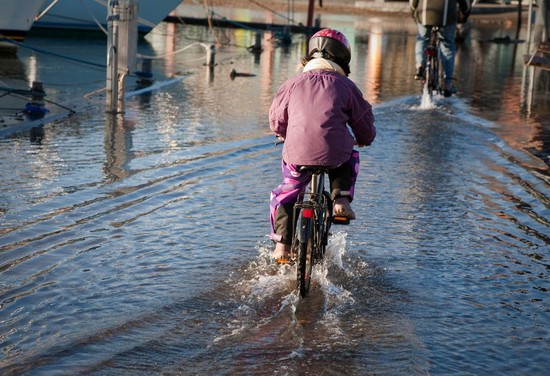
(315, 231, 356, 307)
(419, 86, 438, 110)
(220, 232, 357, 322)
(325, 230, 348, 269)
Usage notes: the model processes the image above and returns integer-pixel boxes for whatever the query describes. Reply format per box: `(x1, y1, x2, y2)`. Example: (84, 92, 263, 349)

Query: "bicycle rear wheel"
(424, 57, 435, 96)
(296, 216, 314, 298)
(424, 34, 440, 98)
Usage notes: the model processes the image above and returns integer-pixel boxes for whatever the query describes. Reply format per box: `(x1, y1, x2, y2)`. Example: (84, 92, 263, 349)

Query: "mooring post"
(253, 31, 262, 52)
(25, 81, 49, 119)
(206, 44, 216, 67)
(29, 82, 46, 111)
(136, 58, 154, 86)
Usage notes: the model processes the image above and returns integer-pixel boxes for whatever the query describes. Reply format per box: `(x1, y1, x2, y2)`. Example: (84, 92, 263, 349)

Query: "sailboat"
(0, 0, 47, 51)
(34, 0, 183, 34)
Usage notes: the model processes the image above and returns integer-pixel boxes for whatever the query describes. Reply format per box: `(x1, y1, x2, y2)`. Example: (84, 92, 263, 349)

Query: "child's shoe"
(273, 242, 291, 261)
(443, 82, 456, 97)
(334, 197, 356, 220)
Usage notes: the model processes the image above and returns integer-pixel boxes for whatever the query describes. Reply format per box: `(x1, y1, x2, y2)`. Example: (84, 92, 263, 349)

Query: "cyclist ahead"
(268, 29, 376, 261)
(411, 0, 471, 97)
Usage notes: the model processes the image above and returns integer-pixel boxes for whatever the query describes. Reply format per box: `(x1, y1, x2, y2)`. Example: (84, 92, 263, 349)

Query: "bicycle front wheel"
(297, 216, 314, 298)
(426, 55, 441, 96)
(432, 55, 440, 95)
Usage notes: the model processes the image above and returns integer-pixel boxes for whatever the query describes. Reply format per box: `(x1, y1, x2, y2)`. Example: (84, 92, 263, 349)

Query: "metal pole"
(526, 0, 535, 54)
(527, 66, 535, 114)
(106, 1, 120, 113)
(306, 0, 314, 28)
(544, 0, 550, 41)
(106, 0, 138, 114)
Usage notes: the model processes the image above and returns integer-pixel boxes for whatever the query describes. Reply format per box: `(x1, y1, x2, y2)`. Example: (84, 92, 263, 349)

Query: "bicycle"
(423, 26, 443, 98)
(288, 166, 350, 298)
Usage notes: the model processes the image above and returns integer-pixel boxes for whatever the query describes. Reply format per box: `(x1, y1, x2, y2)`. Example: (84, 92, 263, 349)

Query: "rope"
(35, 0, 61, 21)
(85, 0, 109, 35)
(0, 37, 106, 70)
(247, 0, 297, 25)
(0, 85, 78, 114)
(137, 42, 206, 60)
(0, 86, 34, 96)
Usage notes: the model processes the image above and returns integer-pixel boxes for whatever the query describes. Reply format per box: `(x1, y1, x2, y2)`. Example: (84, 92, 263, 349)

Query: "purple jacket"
(269, 70, 375, 167)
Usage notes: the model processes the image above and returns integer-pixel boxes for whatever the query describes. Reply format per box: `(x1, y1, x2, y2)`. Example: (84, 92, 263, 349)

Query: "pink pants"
(269, 150, 360, 244)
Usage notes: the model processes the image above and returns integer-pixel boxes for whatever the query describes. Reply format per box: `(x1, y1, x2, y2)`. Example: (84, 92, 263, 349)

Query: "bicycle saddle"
(298, 166, 331, 174)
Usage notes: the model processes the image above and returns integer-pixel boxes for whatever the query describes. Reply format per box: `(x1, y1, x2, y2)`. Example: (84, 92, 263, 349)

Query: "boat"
(0, 0, 48, 51)
(34, 0, 183, 34)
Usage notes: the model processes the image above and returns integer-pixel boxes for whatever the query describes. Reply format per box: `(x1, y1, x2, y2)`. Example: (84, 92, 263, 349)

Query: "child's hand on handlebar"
(275, 135, 285, 145)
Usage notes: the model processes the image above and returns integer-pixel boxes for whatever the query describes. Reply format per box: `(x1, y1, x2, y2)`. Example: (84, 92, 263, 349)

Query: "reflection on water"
(0, 54, 27, 80)
(103, 115, 133, 182)
(0, 8, 549, 375)
(0, 55, 30, 126)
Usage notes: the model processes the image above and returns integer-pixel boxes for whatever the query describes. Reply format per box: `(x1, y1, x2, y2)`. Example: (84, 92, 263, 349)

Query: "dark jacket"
(269, 69, 375, 168)
(410, 0, 471, 26)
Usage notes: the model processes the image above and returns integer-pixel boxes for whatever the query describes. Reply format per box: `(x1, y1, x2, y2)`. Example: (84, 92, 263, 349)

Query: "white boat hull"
(0, 0, 47, 43)
(34, 0, 182, 34)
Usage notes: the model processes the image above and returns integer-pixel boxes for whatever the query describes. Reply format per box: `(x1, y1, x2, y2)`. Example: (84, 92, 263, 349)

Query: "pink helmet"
(308, 28, 351, 64)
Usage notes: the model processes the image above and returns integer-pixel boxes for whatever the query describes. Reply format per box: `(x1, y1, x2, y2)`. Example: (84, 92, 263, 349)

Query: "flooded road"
(1, 6, 549, 375)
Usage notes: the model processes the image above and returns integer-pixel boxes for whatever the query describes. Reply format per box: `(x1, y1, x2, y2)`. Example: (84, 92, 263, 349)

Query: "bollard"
(135, 58, 154, 86)
(250, 31, 262, 52)
(279, 25, 292, 46)
(25, 81, 49, 119)
(206, 44, 216, 67)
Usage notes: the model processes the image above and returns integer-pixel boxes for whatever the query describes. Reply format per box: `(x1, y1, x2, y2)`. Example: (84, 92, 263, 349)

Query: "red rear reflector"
(302, 209, 314, 218)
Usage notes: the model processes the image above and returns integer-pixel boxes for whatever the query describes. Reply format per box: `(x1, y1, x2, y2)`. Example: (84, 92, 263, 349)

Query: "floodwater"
(1, 5, 549, 375)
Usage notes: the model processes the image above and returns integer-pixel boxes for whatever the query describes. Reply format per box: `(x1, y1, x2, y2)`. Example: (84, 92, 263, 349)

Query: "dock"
(164, 15, 322, 34)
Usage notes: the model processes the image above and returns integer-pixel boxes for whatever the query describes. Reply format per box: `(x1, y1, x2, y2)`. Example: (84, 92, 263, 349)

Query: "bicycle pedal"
(332, 216, 350, 225)
(276, 258, 294, 265)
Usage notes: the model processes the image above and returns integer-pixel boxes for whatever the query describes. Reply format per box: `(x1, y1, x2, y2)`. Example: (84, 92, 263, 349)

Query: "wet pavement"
(0, 5, 549, 375)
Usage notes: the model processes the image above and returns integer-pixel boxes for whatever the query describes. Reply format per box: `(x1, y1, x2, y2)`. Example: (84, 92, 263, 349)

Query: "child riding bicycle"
(269, 28, 376, 261)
